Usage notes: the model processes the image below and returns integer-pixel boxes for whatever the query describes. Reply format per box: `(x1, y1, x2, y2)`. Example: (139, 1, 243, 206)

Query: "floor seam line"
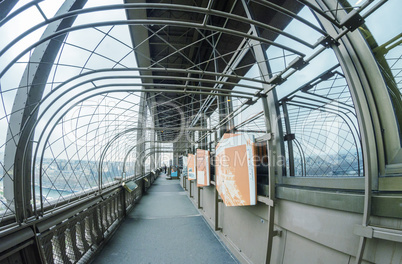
(128, 214, 202, 220)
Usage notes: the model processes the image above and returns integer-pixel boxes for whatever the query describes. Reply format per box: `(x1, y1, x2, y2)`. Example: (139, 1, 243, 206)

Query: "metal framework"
(0, 0, 401, 263)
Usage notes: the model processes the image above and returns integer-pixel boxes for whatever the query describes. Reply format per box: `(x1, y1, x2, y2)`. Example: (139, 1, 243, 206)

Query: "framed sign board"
(196, 149, 210, 187)
(215, 133, 257, 206)
(187, 154, 196, 180)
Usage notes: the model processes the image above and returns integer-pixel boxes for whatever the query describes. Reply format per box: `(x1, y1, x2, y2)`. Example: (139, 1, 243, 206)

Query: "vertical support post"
(262, 98, 277, 264)
(135, 91, 147, 178)
(122, 187, 127, 217)
(308, 1, 381, 262)
(213, 31, 230, 139)
(218, 95, 228, 138)
(281, 100, 295, 176)
(240, 1, 284, 263)
(198, 187, 203, 209)
(214, 188, 221, 231)
(150, 128, 156, 172)
(76, 217, 89, 254)
(66, 225, 81, 262)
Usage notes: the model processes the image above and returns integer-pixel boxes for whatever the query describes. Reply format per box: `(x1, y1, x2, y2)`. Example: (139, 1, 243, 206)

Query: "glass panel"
(271, 6, 363, 177)
(361, 0, 402, 145)
(279, 66, 363, 177)
(37, 92, 141, 209)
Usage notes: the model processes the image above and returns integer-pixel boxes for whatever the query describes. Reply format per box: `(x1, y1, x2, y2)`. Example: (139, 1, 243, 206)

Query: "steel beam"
(0, 0, 21, 21)
(241, 1, 285, 263)
(135, 91, 147, 179)
(309, 0, 382, 262)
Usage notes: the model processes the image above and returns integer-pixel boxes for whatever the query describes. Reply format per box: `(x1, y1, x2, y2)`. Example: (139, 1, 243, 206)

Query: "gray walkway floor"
(92, 174, 238, 264)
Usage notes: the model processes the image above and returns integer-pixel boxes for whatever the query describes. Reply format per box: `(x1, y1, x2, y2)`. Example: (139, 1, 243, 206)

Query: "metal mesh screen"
(280, 67, 363, 177)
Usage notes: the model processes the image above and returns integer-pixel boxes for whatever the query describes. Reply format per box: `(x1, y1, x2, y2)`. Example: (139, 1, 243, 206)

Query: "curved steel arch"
(3, 0, 89, 222)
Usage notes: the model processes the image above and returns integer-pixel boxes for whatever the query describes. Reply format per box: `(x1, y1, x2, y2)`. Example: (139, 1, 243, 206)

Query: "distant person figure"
(163, 164, 167, 174)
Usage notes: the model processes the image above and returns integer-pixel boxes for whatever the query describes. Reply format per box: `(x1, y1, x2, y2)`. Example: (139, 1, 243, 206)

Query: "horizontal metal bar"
(149, 127, 213, 132)
(74, 74, 262, 94)
(234, 129, 266, 133)
(35, 196, 102, 233)
(280, 64, 340, 99)
(257, 195, 274, 207)
(34, 173, 150, 233)
(281, 177, 364, 190)
(0, 240, 34, 261)
(250, 0, 327, 35)
(296, 0, 341, 27)
(232, 111, 264, 130)
(256, 133, 272, 142)
(81, 80, 254, 97)
(354, 225, 402, 243)
(0, 227, 34, 253)
(373, 226, 402, 243)
(277, 186, 364, 214)
(361, 0, 388, 19)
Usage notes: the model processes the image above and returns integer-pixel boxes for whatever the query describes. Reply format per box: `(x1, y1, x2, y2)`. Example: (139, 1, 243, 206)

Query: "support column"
(135, 92, 147, 178)
(218, 95, 229, 139)
(150, 128, 156, 171)
(241, 1, 285, 263)
(282, 100, 295, 176)
(310, 1, 380, 263)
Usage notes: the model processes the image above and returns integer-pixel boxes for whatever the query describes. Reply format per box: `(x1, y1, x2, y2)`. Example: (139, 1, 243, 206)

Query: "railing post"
(198, 187, 203, 209)
(66, 223, 81, 262)
(122, 187, 127, 217)
(214, 188, 221, 231)
(77, 216, 90, 252)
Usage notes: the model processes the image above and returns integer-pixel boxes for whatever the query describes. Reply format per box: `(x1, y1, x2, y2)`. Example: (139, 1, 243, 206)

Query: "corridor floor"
(92, 174, 238, 264)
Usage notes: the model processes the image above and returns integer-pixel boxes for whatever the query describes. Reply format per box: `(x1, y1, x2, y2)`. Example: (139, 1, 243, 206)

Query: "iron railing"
(0, 171, 158, 264)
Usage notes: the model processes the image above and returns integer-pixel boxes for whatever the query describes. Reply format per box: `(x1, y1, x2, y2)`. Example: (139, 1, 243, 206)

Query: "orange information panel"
(215, 133, 257, 206)
(187, 154, 196, 180)
(196, 149, 210, 187)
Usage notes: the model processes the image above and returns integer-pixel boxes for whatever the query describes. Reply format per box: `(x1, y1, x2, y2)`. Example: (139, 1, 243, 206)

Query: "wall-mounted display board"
(196, 149, 210, 187)
(171, 166, 178, 177)
(123, 181, 138, 193)
(187, 154, 196, 180)
(182, 156, 188, 177)
(215, 133, 257, 206)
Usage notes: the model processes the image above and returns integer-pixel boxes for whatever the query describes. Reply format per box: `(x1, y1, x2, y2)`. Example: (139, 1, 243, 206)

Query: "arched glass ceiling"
(0, 0, 401, 225)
